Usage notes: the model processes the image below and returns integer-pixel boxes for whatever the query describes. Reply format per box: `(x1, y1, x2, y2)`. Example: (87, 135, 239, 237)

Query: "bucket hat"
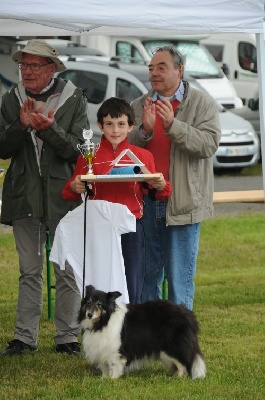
(12, 39, 66, 71)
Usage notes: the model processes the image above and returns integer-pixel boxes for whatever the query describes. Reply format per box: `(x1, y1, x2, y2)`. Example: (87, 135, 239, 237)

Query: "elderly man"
(0, 39, 89, 356)
(130, 45, 221, 310)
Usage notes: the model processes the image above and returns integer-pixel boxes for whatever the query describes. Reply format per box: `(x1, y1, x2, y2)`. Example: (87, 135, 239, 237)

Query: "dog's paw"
(109, 363, 125, 379)
(99, 363, 109, 379)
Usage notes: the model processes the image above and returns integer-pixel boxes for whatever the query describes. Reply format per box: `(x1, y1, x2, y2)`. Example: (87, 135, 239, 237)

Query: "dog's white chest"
(82, 305, 126, 365)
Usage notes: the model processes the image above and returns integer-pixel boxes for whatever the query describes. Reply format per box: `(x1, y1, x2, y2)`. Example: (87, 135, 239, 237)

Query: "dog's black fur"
(78, 285, 206, 379)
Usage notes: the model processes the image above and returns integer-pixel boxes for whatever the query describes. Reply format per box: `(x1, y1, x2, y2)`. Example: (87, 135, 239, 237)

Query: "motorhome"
(201, 33, 258, 104)
(79, 35, 243, 109)
(0, 38, 20, 85)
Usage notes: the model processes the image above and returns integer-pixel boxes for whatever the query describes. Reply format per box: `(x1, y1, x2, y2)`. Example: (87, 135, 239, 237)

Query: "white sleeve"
(118, 204, 136, 235)
(104, 202, 136, 235)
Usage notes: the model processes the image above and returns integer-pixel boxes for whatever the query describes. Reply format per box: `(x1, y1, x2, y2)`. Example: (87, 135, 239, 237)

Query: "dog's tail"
(191, 354, 206, 379)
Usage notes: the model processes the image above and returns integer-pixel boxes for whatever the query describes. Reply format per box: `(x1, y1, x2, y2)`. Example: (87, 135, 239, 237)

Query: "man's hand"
(20, 98, 38, 130)
(29, 108, 55, 131)
(142, 97, 156, 134)
(20, 98, 55, 131)
(156, 99, 174, 132)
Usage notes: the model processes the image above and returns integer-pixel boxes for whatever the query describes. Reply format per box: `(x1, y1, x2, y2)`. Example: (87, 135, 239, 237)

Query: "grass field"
(0, 212, 265, 399)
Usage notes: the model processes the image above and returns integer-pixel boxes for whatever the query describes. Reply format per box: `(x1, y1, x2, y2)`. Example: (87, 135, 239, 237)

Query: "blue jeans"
(141, 196, 200, 310)
(121, 219, 145, 304)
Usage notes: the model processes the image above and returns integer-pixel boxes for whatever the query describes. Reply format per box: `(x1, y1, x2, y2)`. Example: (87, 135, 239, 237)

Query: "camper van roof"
(15, 39, 106, 57)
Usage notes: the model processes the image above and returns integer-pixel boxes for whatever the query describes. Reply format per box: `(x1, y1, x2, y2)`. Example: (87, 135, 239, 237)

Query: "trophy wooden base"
(80, 173, 160, 182)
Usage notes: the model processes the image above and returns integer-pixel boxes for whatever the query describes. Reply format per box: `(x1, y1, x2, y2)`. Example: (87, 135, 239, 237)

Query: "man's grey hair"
(152, 45, 186, 69)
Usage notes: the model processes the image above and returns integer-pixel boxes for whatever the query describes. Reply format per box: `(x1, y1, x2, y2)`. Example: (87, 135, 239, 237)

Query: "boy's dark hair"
(97, 97, 135, 126)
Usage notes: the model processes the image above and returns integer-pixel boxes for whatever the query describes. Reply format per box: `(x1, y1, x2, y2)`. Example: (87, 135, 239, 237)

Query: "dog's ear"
(85, 285, 95, 297)
(107, 291, 122, 302)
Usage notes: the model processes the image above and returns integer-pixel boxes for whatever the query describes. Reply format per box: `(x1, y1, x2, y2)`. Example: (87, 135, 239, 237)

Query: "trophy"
(77, 129, 95, 175)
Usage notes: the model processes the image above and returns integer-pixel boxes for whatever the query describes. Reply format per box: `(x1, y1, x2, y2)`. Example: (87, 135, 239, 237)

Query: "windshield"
(142, 40, 223, 79)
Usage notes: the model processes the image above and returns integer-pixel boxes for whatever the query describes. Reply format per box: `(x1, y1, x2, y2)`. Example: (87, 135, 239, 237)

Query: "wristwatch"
(140, 124, 153, 139)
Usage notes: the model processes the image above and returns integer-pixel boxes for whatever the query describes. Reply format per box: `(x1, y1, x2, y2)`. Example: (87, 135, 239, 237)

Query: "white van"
(79, 35, 243, 109)
(201, 33, 258, 104)
(55, 60, 148, 142)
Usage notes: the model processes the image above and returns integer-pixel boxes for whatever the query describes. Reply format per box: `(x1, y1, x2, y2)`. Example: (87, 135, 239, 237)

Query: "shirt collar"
(152, 81, 185, 102)
(40, 78, 55, 94)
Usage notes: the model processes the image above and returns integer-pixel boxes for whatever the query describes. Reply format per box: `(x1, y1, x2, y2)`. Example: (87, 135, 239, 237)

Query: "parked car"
(55, 61, 259, 171)
(55, 61, 148, 142)
(230, 97, 260, 137)
(214, 103, 260, 171)
(188, 78, 260, 171)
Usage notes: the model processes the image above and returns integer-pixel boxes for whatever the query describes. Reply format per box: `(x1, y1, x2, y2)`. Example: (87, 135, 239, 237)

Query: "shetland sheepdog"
(78, 285, 206, 379)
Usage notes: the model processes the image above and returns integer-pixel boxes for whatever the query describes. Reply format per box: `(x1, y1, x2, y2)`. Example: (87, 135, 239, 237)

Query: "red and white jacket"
(62, 136, 172, 219)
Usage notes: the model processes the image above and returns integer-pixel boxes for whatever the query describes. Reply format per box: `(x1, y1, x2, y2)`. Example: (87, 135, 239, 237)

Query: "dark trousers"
(121, 219, 145, 304)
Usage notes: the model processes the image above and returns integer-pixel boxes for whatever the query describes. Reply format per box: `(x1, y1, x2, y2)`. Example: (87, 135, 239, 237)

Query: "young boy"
(62, 97, 172, 304)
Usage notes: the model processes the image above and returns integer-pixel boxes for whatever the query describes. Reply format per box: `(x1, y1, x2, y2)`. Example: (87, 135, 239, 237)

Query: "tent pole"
(256, 32, 265, 193)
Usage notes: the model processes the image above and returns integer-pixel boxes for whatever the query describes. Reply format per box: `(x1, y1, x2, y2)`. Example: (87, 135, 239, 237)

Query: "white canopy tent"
(0, 1, 263, 35)
(0, 0, 265, 189)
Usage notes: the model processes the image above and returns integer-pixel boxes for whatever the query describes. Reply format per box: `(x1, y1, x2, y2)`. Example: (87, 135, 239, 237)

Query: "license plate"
(226, 148, 249, 156)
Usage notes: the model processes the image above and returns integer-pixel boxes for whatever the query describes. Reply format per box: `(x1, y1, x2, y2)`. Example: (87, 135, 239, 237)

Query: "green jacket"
(0, 79, 89, 225)
(130, 81, 222, 225)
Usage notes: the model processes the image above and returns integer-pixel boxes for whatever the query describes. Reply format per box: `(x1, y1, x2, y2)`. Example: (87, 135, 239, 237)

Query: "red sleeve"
(140, 149, 172, 201)
(155, 181, 172, 200)
(62, 155, 86, 201)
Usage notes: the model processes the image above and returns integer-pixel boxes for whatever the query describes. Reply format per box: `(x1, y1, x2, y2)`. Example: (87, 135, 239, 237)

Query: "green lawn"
(0, 213, 264, 399)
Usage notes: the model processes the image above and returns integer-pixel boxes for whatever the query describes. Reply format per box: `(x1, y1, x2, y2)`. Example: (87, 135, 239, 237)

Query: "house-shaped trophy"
(80, 148, 160, 182)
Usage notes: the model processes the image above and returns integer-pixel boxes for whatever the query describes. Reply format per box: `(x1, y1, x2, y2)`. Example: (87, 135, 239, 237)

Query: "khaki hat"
(12, 39, 66, 72)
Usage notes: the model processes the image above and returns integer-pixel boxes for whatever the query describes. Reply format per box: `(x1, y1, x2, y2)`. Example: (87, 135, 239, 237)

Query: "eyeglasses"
(18, 62, 51, 72)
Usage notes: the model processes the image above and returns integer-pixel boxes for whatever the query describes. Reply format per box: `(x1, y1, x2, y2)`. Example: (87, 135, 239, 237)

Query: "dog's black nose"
(87, 312, 93, 319)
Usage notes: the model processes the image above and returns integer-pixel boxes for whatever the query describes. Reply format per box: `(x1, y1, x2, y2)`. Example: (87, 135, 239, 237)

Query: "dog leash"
(82, 183, 94, 300)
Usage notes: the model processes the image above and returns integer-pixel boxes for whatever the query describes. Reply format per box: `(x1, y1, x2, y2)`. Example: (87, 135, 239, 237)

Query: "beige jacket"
(129, 81, 221, 225)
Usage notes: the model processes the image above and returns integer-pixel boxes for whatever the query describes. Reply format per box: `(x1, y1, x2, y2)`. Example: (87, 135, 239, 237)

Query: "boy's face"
(97, 114, 134, 150)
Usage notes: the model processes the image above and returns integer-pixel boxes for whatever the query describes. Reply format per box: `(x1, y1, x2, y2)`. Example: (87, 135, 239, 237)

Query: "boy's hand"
(145, 173, 166, 191)
(70, 175, 86, 194)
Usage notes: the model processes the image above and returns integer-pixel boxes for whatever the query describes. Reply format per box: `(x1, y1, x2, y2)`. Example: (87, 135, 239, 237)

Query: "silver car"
(187, 78, 260, 171)
(55, 60, 148, 142)
(230, 98, 260, 137)
(55, 61, 260, 171)
(213, 103, 260, 171)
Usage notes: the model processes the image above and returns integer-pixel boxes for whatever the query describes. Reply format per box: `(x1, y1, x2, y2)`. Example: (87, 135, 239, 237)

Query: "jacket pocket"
(11, 160, 25, 199)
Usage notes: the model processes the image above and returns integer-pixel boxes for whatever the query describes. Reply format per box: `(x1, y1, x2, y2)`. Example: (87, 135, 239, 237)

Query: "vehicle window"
(203, 44, 224, 63)
(238, 42, 257, 72)
(142, 39, 223, 79)
(57, 69, 108, 104)
(116, 42, 145, 64)
(116, 78, 144, 103)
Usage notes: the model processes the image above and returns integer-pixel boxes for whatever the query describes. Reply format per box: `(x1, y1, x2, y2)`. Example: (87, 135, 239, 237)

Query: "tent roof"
(0, 0, 264, 36)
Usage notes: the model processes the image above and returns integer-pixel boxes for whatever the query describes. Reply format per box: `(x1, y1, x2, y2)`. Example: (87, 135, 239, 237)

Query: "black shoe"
(55, 342, 82, 356)
(0, 339, 38, 356)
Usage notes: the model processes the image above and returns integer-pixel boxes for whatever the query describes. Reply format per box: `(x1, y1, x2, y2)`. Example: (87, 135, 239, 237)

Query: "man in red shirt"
(130, 46, 221, 310)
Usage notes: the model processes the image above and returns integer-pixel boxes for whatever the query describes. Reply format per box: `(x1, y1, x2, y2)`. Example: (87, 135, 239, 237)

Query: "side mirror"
(221, 63, 230, 78)
(249, 61, 257, 73)
(248, 98, 259, 111)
